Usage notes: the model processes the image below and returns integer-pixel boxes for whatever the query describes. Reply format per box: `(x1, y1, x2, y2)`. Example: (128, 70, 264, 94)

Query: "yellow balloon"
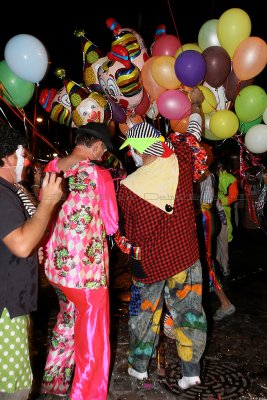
(198, 85, 217, 114)
(175, 43, 202, 58)
(210, 109, 239, 138)
(217, 8, 251, 58)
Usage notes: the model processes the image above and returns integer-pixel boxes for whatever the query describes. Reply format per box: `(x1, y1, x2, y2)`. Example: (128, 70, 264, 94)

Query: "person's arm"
(220, 180, 239, 206)
(3, 172, 63, 258)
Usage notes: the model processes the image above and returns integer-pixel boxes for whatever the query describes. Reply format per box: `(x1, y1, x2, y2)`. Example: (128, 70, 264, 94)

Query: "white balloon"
(245, 124, 267, 153)
(4, 34, 48, 83)
(263, 106, 267, 125)
(198, 19, 221, 51)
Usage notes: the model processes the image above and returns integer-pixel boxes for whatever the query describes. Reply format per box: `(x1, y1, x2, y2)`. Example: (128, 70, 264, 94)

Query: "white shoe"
(178, 376, 201, 390)
(128, 367, 148, 380)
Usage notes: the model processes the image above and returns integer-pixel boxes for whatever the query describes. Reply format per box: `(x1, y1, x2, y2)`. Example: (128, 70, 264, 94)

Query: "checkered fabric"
(118, 139, 199, 284)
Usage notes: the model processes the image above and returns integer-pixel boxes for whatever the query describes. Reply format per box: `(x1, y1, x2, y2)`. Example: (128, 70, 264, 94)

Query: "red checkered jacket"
(118, 139, 199, 284)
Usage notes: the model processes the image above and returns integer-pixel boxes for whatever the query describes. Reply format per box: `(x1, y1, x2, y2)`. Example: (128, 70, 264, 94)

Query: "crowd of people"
(1, 87, 265, 400)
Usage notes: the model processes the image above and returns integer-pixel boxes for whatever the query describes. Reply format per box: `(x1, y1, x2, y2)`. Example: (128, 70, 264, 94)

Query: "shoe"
(223, 267, 230, 276)
(128, 367, 148, 380)
(213, 304, 236, 321)
(178, 376, 201, 390)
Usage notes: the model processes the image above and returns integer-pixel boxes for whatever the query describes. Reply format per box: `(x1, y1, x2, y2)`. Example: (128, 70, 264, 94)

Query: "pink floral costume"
(45, 160, 118, 400)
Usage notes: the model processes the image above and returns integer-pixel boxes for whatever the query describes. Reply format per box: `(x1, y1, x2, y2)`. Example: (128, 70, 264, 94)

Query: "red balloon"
(152, 34, 181, 57)
(202, 46, 231, 88)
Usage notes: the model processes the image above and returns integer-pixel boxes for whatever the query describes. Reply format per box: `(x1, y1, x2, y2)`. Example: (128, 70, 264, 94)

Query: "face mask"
(15, 145, 25, 183)
(130, 147, 143, 167)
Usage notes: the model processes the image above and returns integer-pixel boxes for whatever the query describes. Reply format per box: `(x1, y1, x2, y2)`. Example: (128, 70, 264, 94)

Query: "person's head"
(0, 123, 26, 184)
(74, 122, 113, 161)
(119, 122, 174, 167)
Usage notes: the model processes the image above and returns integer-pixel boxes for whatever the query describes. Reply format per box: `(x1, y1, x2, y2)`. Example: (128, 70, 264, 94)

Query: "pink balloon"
(152, 34, 181, 57)
(157, 90, 191, 120)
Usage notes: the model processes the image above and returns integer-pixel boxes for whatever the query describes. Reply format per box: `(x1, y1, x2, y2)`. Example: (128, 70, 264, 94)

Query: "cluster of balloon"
(74, 29, 126, 124)
(0, 34, 49, 108)
(54, 68, 112, 128)
(196, 7, 267, 147)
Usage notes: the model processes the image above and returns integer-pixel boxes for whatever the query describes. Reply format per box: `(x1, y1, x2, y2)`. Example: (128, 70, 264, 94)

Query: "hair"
(74, 131, 99, 148)
(0, 123, 26, 167)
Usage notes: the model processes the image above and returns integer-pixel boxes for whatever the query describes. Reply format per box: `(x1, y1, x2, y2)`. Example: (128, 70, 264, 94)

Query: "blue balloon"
(174, 50, 207, 87)
(4, 34, 48, 83)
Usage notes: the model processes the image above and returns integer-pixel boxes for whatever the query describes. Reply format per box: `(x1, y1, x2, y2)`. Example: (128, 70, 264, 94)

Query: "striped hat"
(119, 122, 174, 157)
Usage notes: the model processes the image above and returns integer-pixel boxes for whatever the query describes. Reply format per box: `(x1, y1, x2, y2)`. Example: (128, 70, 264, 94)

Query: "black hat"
(76, 122, 113, 150)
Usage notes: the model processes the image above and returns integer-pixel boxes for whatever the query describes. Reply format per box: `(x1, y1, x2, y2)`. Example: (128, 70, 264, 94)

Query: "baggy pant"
(58, 285, 110, 400)
(128, 260, 207, 377)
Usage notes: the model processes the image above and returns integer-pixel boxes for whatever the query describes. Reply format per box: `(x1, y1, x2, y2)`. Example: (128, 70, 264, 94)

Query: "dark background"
(0, 0, 266, 158)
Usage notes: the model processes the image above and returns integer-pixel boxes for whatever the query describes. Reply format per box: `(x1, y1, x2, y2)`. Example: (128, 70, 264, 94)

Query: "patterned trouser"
(128, 260, 207, 377)
(41, 287, 75, 395)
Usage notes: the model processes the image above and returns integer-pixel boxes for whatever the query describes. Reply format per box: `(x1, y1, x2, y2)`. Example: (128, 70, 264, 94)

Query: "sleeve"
(97, 166, 119, 235)
(221, 180, 239, 206)
(186, 113, 202, 141)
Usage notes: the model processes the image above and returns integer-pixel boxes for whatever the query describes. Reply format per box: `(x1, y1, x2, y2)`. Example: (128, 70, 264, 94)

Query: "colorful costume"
(45, 160, 118, 400)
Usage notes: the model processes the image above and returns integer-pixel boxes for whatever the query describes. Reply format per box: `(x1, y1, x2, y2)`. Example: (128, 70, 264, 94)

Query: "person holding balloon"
(116, 87, 207, 391)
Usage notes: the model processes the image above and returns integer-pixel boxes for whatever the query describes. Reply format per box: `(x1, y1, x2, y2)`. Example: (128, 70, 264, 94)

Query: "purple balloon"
(174, 50, 207, 87)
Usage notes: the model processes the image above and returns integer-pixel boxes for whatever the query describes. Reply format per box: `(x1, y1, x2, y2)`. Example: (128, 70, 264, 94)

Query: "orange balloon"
(233, 36, 267, 80)
(119, 115, 144, 135)
(141, 57, 166, 101)
(170, 116, 189, 133)
(151, 56, 181, 89)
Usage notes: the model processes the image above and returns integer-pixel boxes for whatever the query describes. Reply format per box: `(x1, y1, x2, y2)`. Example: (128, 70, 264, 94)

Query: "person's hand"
(38, 246, 44, 265)
(189, 87, 205, 105)
(40, 172, 64, 207)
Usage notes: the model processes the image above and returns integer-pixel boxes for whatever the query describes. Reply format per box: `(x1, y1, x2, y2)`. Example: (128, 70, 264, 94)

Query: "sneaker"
(128, 367, 148, 380)
(213, 304, 236, 321)
(178, 376, 201, 390)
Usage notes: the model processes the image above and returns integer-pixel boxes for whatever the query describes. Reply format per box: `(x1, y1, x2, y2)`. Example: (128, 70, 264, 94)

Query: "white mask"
(15, 145, 24, 183)
(130, 147, 143, 167)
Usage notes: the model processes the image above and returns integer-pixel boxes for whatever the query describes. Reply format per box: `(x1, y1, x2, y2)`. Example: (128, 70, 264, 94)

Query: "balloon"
(146, 100, 159, 120)
(234, 85, 267, 122)
(157, 90, 191, 120)
(0, 60, 35, 108)
(141, 57, 166, 101)
(170, 116, 189, 133)
(198, 19, 220, 50)
(4, 34, 48, 83)
(239, 116, 263, 134)
(224, 68, 254, 102)
(203, 82, 228, 110)
(98, 45, 143, 111)
(151, 56, 181, 89)
(152, 34, 181, 57)
(263, 107, 267, 124)
(210, 109, 239, 138)
(217, 8, 251, 58)
(134, 89, 150, 115)
(174, 50, 207, 87)
(108, 98, 127, 123)
(232, 37, 267, 80)
(245, 124, 267, 153)
(175, 43, 202, 58)
(198, 85, 217, 114)
(202, 46, 231, 88)
(203, 113, 223, 140)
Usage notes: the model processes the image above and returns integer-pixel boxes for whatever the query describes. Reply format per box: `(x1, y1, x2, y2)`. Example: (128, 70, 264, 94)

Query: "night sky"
(1, 0, 266, 89)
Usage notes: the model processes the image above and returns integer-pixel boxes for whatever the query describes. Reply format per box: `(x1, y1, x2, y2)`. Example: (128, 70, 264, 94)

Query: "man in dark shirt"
(117, 88, 207, 391)
(0, 123, 63, 399)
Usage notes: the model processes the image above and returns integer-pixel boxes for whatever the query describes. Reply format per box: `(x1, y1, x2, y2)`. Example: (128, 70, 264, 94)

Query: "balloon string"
(0, 90, 63, 157)
(166, 0, 180, 40)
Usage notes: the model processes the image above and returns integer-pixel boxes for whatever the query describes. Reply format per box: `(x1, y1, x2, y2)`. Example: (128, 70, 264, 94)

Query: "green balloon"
(234, 85, 267, 122)
(239, 116, 263, 134)
(0, 60, 35, 108)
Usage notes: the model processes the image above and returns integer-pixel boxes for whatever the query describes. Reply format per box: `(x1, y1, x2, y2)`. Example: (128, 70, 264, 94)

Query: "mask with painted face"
(15, 145, 25, 183)
(130, 147, 143, 167)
